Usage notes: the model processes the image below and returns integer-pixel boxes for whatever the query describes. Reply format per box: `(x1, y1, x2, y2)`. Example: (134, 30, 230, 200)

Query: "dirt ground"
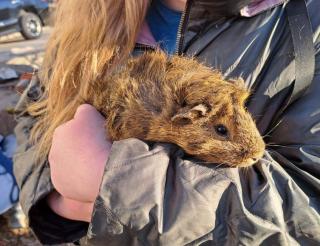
(0, 216, 41, 246)
(0, 29, 50, 245)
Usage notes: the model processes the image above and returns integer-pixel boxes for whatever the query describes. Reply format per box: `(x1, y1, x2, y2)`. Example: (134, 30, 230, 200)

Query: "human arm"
(13, 75, 89, 244)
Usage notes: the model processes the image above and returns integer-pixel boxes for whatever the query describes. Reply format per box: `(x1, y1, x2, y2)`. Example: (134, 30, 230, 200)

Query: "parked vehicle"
(0, 0, 50, 40)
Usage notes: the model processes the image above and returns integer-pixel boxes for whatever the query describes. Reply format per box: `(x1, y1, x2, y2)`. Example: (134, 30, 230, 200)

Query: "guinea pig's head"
(171, 77, 265, 167)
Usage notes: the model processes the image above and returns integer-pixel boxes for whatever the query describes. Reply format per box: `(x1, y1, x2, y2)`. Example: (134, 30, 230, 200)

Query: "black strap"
(285, 0, 315, 103)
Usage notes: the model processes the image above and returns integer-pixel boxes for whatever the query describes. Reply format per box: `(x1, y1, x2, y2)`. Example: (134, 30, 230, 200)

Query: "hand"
(49, 104, 112, 203)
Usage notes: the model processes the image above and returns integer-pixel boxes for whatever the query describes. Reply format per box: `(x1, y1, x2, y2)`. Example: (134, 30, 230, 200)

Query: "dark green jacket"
(13, 0, 320, 245)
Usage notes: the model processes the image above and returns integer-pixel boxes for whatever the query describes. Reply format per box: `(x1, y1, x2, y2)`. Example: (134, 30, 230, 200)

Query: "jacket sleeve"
(13, 74, 88, 245)
(85, 26, 320, 246)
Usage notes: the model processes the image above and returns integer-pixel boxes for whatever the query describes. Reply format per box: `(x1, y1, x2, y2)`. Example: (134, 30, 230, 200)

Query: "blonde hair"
(28, 0, 149, 164)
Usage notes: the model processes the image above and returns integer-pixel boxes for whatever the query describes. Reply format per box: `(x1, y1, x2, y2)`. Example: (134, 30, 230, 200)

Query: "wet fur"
(84, 51, 265, 167)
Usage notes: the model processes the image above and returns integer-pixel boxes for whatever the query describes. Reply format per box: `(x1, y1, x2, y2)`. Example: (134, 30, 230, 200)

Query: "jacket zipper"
(134, 43, 156, 51)
(175, 0, 192, 55)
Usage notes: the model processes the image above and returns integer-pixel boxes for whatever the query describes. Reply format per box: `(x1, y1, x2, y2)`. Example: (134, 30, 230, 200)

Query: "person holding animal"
(14, 0, 320, 245)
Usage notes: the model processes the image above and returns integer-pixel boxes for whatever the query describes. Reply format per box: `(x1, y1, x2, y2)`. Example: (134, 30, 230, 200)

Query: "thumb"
(74, 104, 105, 125)
(74, 104, 112, 141)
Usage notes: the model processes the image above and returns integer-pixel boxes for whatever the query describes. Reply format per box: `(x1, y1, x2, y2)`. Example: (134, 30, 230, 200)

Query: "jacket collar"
(185, 0, 287, 24)
(181, 0, 286, 48)
(183, 0, 286, 18)
(240, 0, 286, 17)
(137, 0, 286, 46)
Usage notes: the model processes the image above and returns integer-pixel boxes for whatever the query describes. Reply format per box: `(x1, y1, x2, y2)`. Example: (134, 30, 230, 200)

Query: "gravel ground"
(0, 216, 40, 246)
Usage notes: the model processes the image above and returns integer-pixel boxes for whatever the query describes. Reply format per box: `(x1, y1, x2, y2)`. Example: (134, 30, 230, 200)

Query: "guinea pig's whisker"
(231, 163, 239, 168)
(213, 162, 227, 169)
(193, 161, 226, 170)
(194, 160, 215, 165)
(263, 119, 284, 137)
(240, 166, 250, 177)
(266, 144, 297, 149)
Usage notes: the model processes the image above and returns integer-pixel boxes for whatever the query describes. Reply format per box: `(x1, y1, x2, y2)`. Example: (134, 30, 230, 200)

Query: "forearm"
(46, 191, 94, 223)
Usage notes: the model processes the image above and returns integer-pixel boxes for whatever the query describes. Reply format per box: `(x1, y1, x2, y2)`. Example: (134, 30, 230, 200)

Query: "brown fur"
(84, 51, 265, 167)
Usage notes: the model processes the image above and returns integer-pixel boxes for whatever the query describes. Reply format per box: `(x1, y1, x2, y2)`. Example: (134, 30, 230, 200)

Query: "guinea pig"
(85, 51, 265, 167)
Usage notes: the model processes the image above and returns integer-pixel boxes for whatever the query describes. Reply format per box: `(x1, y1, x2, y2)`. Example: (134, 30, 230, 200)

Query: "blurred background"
(0, 0, 55, 245)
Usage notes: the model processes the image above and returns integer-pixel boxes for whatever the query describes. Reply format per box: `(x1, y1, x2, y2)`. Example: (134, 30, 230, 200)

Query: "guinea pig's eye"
(215, 124, 228, 137)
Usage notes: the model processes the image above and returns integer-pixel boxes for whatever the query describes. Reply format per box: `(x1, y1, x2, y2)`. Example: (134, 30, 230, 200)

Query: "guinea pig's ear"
(171, 104, 208, 125)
